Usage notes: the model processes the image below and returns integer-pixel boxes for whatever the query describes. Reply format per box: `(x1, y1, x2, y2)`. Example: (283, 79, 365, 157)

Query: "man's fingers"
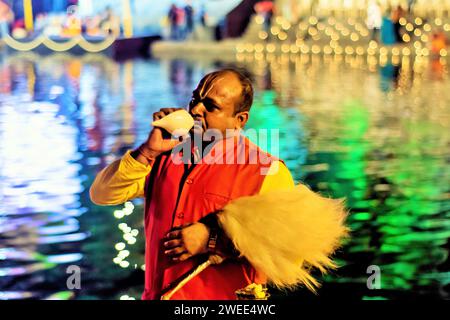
(175, 253, 192, 262)
(165, 138, 183, 150)
(153, 111, 166, 121)
(165, 246, 187, 257)
(163, 223, 197, 261)
(160, 108, 179, 114)
(165, 229, 182, 240)
(164, 239, 182, 249)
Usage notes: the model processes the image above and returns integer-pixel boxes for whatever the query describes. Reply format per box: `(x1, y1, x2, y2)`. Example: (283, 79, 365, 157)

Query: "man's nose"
(190, 102, 205, 118)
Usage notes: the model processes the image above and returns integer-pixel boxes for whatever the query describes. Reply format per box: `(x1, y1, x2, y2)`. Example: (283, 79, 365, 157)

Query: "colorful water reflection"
(0, 51, 448, 300)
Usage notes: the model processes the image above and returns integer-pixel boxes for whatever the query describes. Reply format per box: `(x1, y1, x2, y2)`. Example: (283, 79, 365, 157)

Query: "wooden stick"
(161, 255, 224, 300)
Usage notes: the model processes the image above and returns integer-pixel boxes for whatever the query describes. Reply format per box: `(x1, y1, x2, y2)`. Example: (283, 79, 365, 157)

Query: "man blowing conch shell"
(90, 69, 347, 300)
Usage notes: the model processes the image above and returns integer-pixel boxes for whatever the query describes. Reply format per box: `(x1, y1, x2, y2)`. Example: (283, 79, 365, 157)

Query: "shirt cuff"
(120, 150, 153, 173)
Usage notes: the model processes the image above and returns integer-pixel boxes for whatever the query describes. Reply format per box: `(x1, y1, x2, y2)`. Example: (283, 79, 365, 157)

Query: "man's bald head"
(197, 69, 254, 115)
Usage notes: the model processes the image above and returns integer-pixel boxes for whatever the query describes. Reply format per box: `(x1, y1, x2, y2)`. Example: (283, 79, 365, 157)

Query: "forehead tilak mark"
(198, 73, 226, 100)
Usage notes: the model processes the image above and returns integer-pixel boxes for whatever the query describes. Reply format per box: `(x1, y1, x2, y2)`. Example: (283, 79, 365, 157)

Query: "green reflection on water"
(301, 95, 449, 297)
(246, 90, 307, 178)
(1, 53, 449, 300)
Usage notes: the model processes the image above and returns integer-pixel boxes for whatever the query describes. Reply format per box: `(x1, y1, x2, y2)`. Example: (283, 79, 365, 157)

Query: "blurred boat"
(3, 33, 161, 58)
(111, 35, 162, 59)
(2, 0, 161, 58)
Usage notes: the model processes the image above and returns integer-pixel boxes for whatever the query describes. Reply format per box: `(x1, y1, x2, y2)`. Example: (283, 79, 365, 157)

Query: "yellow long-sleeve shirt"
(90, 151, 295, 206)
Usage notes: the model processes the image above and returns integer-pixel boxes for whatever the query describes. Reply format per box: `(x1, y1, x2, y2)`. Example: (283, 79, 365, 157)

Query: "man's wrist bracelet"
(199, 212, 221, 254)
(207, 228, 218, 253)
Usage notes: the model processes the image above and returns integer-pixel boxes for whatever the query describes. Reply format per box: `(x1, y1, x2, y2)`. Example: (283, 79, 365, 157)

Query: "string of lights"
(3, 35, 116, 53)
(239, 14, 450, 58)
(112, 201, 143, 300)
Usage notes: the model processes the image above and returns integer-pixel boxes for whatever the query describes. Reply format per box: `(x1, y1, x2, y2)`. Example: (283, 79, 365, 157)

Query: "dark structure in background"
(225, 0, 272, 38)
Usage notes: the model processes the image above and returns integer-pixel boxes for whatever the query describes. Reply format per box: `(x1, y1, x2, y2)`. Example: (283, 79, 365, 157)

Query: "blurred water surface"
(0, 51, 449, 300)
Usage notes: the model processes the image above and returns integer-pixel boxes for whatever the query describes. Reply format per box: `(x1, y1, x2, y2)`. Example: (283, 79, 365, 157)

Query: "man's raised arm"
(89, 150, 153, 206)
(90, 108, 184, 206)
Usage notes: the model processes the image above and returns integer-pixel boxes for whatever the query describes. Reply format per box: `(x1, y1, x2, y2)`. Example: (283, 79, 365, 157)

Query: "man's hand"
(163, 223, 210, 262)
(146, 108, 186, 154)
(132, 108, 185, 165)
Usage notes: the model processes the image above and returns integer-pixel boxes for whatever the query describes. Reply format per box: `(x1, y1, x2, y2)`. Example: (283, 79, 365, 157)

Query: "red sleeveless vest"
(141, 135, 274, 300)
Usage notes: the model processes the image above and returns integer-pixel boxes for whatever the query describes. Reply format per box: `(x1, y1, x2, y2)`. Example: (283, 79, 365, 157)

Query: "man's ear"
(235, 111, 249, 129)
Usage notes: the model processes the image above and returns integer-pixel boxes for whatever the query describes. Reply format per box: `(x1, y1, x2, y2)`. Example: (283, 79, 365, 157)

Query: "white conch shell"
(151, 109, 195, 135)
